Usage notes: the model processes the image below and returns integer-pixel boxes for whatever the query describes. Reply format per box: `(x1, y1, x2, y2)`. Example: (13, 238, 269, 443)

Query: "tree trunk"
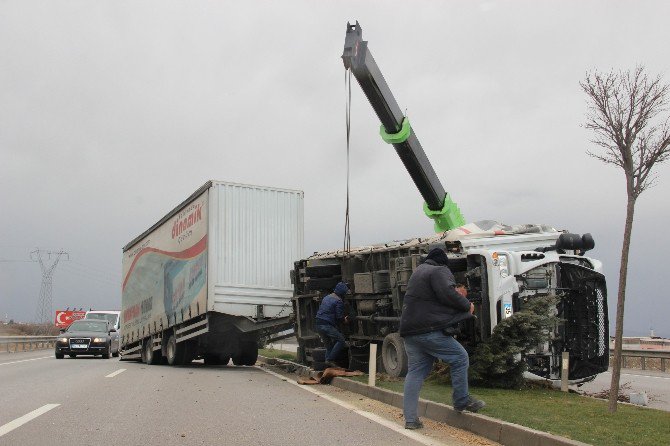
(608, 193, 636, 412)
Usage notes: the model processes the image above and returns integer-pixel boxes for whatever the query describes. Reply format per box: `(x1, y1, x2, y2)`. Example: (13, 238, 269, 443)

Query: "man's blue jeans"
(316, 323, 346, 361)
(403, 331, 470, 422)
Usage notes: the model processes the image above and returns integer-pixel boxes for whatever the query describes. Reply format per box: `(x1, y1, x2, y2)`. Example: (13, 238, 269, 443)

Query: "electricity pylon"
(31, 249, 68, 330)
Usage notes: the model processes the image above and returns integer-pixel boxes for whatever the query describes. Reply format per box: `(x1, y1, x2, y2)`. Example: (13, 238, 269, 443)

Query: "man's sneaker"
(455, 397, 486, 413)
(404, 420, 424, 430)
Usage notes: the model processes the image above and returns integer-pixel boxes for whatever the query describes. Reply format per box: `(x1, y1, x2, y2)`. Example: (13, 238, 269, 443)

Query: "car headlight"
(58, 337, 68, 343)
(92, 338, 105, 343)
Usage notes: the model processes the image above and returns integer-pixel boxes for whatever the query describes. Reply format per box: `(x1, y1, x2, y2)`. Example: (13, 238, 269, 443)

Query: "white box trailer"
(120, 180, 304, 366)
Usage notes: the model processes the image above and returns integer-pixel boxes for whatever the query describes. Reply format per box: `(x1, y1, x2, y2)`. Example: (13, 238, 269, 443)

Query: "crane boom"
(342, 21, 464, 232)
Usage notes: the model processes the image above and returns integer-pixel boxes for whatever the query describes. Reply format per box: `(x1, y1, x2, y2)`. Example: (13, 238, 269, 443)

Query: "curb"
(258, 355, 590, 446)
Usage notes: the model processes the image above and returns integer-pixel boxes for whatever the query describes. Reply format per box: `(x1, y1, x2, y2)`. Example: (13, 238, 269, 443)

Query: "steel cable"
(344, 68, 352, 253)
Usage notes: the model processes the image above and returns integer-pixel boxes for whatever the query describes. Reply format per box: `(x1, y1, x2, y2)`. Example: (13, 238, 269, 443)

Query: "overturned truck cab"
(292, 221, 608, 382)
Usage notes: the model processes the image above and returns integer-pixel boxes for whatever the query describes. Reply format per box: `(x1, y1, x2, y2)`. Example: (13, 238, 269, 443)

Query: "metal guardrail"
(611, 348, 670, 372)
(0, 336, 57, 353)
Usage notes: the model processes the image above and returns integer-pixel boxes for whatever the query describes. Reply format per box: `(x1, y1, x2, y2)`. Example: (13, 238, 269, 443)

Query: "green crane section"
(342, 21, 465, 232)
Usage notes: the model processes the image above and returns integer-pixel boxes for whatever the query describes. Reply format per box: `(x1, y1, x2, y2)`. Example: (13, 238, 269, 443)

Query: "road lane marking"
(105, 368, 126, 378)
(0, 404, 60, 437)
(0, 356, 51, 366)
(260, 367, 445, 446)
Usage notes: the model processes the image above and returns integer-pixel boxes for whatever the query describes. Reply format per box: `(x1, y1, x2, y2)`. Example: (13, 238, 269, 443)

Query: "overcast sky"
(1, 1, 668, 337)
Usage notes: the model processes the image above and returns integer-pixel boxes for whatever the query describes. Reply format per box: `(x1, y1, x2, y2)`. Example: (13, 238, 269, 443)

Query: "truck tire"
(166, 334, 185, 366)
(144, 339, 160, 365)
(382, 333, 408, 378)
(232, 341, 258, 366)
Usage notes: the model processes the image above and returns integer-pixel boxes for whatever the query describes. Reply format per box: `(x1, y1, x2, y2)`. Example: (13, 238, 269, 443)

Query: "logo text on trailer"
(172, 203, 202, 240)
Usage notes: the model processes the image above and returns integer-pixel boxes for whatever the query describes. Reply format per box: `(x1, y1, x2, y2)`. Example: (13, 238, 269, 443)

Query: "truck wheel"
(382, 333, 408, 378)
(232, 341, 258, 366)
(166, 334, 185, 366)
(144, 339, 160, 365)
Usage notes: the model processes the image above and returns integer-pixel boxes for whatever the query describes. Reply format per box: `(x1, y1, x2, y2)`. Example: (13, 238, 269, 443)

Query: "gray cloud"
(1, 0, 669, 337)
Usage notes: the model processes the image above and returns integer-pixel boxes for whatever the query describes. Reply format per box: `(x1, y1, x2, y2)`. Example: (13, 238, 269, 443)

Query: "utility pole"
(31, 249, 69, 332)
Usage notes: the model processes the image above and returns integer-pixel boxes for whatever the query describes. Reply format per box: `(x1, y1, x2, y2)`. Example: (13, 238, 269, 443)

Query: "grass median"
(350, 375, 669, 446)
(259, 348, 297, 362)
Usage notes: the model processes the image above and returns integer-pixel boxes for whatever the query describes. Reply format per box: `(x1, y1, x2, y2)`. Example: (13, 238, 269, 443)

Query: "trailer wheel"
(232, 341, 258, 366)
(144, 339, 160, 365)
(382, 333, 408, 378)
(166, 334, 185, 366)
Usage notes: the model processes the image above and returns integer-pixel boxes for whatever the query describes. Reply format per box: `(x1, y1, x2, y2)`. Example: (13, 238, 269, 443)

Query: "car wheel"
(55, 352, 64, 359)
(166, 333, 185, 366)
(382, 333, 408, 378)
(69, 354, 77, 358)
(112, 350, 119, 358)
(102, 344, 111, 359)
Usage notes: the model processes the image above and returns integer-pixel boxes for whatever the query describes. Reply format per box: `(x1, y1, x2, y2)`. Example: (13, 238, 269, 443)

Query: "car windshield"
(86, 313, 119, 326)
(68, 320, 107, 333)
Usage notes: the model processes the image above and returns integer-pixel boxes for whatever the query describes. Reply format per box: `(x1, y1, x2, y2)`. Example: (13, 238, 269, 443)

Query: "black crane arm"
(342, 21, 464, 232)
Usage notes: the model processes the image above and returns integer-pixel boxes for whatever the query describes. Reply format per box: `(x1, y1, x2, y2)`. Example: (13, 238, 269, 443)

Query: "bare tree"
(581, 66, 670, 413)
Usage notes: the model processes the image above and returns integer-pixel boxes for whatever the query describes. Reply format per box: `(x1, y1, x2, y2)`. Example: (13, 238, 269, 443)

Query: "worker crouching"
(315, 281, 350, 368)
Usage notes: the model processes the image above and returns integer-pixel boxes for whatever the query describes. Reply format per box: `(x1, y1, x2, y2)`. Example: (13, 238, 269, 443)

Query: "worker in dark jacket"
(399, 248, 485, 430)
(315, 282, 349, 367)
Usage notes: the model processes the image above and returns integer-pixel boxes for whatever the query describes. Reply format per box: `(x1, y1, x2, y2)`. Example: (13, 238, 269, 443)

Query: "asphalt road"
(573, 367, 670, 411)
(0, 349, 470, 446)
